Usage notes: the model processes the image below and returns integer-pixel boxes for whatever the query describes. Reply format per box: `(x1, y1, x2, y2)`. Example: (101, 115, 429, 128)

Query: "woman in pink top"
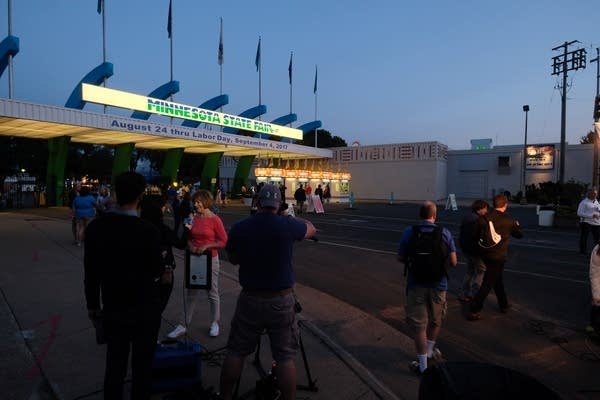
(167, 189, 228, 338)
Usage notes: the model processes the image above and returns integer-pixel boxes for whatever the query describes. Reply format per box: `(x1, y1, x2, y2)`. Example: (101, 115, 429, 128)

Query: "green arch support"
(46, 63, 114, 206)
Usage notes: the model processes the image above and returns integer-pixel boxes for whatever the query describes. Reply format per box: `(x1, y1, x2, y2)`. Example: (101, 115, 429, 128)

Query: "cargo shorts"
(226, 291, 299, 362)
(405, 286, 447, 332)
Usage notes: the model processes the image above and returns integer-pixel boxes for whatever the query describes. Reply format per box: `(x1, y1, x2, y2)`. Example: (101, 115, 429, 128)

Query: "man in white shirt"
(577, 188, 600, 254)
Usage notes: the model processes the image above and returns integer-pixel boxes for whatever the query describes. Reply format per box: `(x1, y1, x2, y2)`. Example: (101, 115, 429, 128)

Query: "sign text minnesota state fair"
(81, 83, 302, 140)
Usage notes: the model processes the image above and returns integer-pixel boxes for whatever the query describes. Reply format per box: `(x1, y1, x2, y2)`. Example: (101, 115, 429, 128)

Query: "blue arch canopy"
(0, 35, 19, 77)
(256, 113, 297, 140)
(181, 94, 229, 127)
(130, 81, 180, 120)
(222, 105, 267, 134)
(65, 62, 114, 109)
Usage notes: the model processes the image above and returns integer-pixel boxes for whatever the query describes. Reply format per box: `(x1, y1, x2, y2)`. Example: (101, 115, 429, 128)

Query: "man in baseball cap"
(220, 183, 316, 399)
(258, 183, 282, 209)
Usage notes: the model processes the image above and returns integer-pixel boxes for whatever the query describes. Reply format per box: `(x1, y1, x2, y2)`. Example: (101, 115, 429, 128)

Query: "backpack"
(405, 225, 448, 283)
(478, 216, 502, 249)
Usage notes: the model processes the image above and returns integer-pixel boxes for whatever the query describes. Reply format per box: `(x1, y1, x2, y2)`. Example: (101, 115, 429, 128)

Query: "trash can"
(538, 210, 555, 227)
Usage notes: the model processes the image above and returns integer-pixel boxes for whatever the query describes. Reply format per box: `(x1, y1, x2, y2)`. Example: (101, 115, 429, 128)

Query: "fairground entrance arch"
(0, 87, 331, 205)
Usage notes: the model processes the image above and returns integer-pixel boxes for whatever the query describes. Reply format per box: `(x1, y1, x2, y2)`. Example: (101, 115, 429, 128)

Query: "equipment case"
(151, 339, 203, 393)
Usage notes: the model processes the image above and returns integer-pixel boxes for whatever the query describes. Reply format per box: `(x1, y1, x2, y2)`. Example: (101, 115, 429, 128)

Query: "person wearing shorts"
(220, 184, 316, 400)
(397, 201, 457, 375)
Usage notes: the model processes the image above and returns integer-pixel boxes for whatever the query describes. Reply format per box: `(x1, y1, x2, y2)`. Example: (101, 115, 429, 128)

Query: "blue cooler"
(151, 339, 203, 393)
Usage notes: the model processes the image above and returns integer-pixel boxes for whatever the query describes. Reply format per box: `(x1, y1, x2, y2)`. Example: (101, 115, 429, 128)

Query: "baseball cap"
(259, 184, 281, 209)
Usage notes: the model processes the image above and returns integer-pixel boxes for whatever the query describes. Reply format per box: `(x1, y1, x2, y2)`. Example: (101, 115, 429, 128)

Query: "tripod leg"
(234, 334, 267, 399)
(297, 322, 318, 392)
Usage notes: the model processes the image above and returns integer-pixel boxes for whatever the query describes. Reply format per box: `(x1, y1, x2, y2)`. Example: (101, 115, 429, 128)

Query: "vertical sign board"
(185, 250, 212, 289)
(445, 194, 458, 211)
(313, 195, 325, 214)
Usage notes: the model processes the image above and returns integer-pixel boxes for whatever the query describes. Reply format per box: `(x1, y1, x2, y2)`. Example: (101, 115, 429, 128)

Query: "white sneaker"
(167, 324, 186, 338)
(209, 322, 219, 337)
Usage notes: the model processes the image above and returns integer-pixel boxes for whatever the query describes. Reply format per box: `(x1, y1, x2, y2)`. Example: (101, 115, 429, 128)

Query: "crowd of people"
(82, 172, 316, 400)
(397, 194, 523, 375)
(78, 175, 600, 398)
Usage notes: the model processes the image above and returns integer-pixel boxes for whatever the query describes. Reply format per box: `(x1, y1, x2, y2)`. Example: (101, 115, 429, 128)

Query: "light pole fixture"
(521, 105, 530, 204)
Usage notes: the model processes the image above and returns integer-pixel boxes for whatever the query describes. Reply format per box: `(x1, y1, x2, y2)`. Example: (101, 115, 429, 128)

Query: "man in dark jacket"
(457, 200, 489, 302)
(293, 184, 306, 214)
(84, 172, 164, 399)
(468, 194, 523, 320)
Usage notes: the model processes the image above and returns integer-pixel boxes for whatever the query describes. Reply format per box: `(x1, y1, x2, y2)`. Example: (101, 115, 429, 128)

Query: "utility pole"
(591, 48, 600, 189)
(521, 105, 529, 204)
(551, 40, 586, 184)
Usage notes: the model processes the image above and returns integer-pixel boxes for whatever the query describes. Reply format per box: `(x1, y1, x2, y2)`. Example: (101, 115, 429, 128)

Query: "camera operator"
(219, 184, 316, 400)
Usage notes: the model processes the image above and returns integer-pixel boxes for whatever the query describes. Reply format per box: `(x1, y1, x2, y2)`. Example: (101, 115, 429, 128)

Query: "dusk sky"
(1, 0, 600, 150)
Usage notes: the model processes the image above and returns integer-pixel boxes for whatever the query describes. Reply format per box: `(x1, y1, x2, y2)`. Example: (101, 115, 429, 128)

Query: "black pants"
(103, 312, 161, 400)
(580, 222, 600, 253)
(591, 305, 600, 331)
(470, 258, 508, 314)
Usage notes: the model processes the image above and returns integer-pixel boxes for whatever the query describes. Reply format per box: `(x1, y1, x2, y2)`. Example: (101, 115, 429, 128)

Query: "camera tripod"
(234, 319, 318, 400)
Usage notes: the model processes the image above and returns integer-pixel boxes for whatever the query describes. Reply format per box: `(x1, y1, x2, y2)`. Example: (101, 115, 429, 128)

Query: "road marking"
(315, 240, 589, 285)
(317, 240, 397, 255)
(503, 268, 588, 284)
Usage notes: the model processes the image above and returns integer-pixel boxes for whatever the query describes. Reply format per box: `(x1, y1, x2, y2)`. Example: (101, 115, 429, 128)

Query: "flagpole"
(101, 0, 107, 113)
(314, 64, 318, 148)
(102, 0, 106, 67)
(169, 1, 174, 89)
(167, 0, 174, 124)
(257, 36, 262, 106)
(7, 0, 13, 98)
(289, 51, 293, 117)
(218, 17, 223, 98)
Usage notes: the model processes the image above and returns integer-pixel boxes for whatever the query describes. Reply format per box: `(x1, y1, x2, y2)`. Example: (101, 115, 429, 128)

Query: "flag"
(167, 0, 172, 38)
(255, 37, 261, 71)
(288, 52, 293, 85)
(313, 65, 318, 94)
(218, 18, 224, 66)
(97, 0, 103, 14)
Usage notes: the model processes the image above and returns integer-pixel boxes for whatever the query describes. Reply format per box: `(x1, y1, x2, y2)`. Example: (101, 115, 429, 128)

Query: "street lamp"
(521, 105, 530, 204)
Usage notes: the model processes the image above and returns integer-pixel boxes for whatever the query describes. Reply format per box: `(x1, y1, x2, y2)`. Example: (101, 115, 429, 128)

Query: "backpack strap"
(403, 225, 421, 277)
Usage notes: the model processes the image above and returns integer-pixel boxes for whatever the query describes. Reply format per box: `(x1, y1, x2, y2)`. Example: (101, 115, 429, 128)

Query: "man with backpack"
(397, 201, 458, 375)
(468, 194, 523, 321)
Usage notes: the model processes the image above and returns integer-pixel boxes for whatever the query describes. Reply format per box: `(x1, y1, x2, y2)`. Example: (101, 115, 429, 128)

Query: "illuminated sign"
(525, 144, 554, 170)
(81, 83, 302, 140)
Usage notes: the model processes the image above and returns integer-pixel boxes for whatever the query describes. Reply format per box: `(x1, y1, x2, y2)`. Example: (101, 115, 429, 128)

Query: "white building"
(329, 140, 594, 202)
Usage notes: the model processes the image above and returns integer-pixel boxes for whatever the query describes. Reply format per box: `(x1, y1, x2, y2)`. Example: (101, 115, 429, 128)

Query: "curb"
(298, 318, 402, 400)
(220, 269, 401, 400)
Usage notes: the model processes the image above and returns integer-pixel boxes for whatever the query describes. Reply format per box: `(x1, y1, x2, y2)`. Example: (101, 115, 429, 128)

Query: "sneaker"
(409, 361, 423, 376)
(209, 322, 219, 337)
(167, 324, 186, 338)
(428, 348, 443, 361)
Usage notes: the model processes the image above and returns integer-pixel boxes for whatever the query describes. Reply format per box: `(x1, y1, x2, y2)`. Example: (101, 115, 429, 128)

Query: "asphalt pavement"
(0, 206, 409, 400)
(1, 203, 593, 400)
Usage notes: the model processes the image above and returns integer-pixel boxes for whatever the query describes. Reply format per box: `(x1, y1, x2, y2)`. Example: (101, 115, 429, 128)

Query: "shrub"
(525, 179, 587, 207)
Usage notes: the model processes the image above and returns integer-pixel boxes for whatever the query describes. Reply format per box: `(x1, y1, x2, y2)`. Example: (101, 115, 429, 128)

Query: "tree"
(580, 130, 597, 144)
(0, 136, 48, 177)
(299, 129, 348, 148)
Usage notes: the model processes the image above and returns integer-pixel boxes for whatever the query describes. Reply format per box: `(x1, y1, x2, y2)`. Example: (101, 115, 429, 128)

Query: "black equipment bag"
(151, 339, 203, 394)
